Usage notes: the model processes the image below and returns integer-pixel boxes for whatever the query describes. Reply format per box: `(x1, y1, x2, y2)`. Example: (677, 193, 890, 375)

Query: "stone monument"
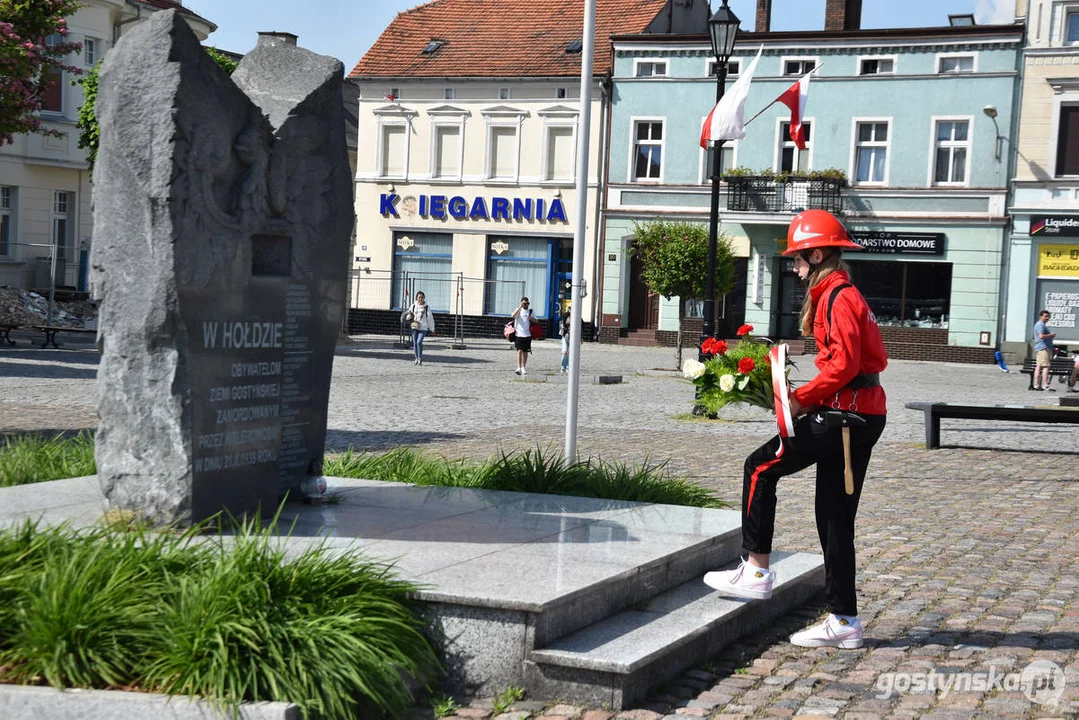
(91, 11, 353, 525)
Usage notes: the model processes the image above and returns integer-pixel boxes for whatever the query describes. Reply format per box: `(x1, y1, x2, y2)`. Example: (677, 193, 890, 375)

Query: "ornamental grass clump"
(0, 432, 96, 487)
(0, 517, 439, 718)
(683, 324, 794, 416)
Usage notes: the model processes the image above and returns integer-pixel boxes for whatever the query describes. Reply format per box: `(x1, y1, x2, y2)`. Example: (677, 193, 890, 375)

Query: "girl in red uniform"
(704, 209, 888, 649)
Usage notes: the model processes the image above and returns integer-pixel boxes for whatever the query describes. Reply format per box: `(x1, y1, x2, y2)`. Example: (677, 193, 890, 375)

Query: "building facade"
(347, 0, 680, 337)
(0, 0, 214, 291)
(1004, 0, 1079, 356)
(601, 2, 1023, 361)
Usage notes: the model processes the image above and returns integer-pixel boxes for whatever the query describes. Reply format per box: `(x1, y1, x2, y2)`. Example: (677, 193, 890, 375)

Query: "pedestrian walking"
(1032, 309, 1056, 391)
(511, 297, 535, 375)
(406, 291, 435, 365)
(703, 209, 888, 650)
(560, 305, 572, 374)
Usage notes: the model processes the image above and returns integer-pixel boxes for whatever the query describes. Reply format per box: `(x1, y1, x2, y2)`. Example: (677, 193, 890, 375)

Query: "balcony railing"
(725, 176, 845, 215)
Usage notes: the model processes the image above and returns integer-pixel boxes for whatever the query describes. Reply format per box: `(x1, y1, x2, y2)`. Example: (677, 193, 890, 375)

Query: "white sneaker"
(514, 367, 522, 375)
(703, 558, 774, 600)
(790, 614, 863, 649)
(520, 367, 527, 375)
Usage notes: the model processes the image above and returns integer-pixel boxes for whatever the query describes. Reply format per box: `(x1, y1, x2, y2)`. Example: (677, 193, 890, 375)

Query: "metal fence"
(346, 269, 527, 343)
(726, 176, 844, 214)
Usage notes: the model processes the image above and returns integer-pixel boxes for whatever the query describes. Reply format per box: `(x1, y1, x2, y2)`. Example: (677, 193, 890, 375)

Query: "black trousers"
(741, 412, 886, 617)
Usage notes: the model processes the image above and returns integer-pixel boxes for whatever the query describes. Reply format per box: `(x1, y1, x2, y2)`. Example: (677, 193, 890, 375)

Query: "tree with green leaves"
(630, 219, 735, 368)
(77, 47, 237, 169)
(0, 0, 82, 145)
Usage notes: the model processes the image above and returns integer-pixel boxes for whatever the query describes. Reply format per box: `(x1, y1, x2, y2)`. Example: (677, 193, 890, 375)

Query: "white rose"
(719, 374, 736, 392)
(682, 359, 706, 379)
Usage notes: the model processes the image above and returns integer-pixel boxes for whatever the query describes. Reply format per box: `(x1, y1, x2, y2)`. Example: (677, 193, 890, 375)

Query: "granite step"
(524, 551, 825, 710)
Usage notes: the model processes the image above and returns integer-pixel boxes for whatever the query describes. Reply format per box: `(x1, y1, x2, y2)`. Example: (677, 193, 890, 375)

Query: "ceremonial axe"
(812, 410, 868, 495)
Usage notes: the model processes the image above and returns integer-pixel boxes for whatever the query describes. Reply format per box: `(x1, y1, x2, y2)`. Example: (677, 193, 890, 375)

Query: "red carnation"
(738, 357, 756, 374)
(700, 337, 728, 356)
(712, 339, 728, 355)
(736, 324, 754, 337)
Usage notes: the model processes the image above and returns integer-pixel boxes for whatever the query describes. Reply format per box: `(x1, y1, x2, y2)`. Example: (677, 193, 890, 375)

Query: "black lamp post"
(699, 0, 741, 361)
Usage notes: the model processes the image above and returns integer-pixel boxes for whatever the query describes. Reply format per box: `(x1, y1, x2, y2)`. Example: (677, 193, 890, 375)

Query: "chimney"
(256, 31, 298, 48)
(756, 0, 772, 33)
(824, 0, 862, 31)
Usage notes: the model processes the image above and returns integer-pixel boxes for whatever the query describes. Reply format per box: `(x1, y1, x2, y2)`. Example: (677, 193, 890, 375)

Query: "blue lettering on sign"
(513, 198, 532, 220)
(491, 197, 510, 220)
(449, 196, 468, 219)
(430, 195, 447, 219)
(470, 197, 489, 220)
(419, 195, 428, 216)
(536, 199, 546, 220)
(547, 198, 567, 222)
(380, 193, 399, 217)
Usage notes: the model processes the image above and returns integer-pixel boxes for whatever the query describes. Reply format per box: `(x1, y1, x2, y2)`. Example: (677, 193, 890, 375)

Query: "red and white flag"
(769, 344, 794, 458)
(699, 47, 763, 149)
(775, 71, 812, 150)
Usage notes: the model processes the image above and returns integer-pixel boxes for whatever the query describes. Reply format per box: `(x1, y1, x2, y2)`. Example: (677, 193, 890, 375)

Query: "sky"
(182, 0, 1017, 72)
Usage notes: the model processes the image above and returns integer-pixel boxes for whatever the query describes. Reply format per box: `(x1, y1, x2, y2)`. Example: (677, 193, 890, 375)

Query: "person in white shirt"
(510, 297, 534, 375)
(407, 292, 435, 365)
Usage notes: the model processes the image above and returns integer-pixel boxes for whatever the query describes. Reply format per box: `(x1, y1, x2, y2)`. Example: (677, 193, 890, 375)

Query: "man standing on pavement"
(1032, 310, 1056, 391)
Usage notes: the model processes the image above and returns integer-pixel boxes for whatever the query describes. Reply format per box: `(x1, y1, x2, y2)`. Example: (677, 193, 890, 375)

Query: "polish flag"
(775, 71, 812, 150)
(699, 47, 763, 148)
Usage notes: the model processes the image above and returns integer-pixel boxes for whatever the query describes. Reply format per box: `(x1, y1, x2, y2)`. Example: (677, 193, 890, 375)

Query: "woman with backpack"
(703, 209, 888, 650)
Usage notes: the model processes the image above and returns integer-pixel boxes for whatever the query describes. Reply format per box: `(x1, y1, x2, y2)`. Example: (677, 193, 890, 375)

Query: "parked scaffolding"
(345, 269, 525, 344)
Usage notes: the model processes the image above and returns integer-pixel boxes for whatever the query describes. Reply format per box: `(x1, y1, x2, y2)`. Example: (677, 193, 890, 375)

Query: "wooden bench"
(905, 401, 1079, 449)
(1020, 356, 1076, 390)
(33, 325, 97, 349)
(0, 324, 18, 346)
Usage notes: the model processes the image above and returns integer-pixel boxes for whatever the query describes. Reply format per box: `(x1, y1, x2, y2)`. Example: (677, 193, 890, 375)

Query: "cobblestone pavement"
(1, 336, 1077, 719)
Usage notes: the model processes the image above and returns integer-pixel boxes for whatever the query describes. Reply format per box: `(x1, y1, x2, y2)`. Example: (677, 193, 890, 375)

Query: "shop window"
(1056, 106, 1079, 176)
(933, 119, 969, 185)
(849, 261, 952, 328)
(485, 236, 550, 317)
(0, 187, 13, 257)
(433, 125, 461, 178)
(632, 120, 663, 181)
(488, 125, 518, 180)
(544, 125, 574, 182)
(634, 61, 666, 77)
(392, 231, 453, 311)
(779, 121, 812, 172)
(854, 121, 889, 184)
(378, 124, 407, 177)
(701, 140, 735, 182)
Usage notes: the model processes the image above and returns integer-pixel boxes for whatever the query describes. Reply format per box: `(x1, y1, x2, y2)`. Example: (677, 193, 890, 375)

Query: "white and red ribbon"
(769, 343, 794, 458)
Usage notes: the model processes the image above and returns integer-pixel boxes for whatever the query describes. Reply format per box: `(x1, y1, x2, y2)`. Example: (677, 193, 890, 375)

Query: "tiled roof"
(351, 0, 667, 79)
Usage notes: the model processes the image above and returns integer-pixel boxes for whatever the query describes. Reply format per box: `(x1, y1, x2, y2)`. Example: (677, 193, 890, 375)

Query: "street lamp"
(700, 0, 741, 361)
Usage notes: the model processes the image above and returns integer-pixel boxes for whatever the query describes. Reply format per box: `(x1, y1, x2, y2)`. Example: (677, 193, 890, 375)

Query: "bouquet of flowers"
(682, 325, 793, 416)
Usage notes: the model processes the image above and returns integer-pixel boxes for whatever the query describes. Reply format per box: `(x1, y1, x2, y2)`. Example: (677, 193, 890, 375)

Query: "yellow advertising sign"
(1037, 244, 1079, 278)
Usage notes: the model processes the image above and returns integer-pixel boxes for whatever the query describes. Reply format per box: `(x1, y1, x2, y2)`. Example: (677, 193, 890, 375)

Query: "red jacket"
(791, 271, 888, 415)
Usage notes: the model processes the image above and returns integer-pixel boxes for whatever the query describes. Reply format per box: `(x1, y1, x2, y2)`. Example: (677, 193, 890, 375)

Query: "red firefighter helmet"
(782, 209, 863, 256)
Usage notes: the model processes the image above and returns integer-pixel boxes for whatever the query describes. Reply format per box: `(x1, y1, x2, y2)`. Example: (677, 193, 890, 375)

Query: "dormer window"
(422, 39, 444, 54)
(565, 40, 583, 53)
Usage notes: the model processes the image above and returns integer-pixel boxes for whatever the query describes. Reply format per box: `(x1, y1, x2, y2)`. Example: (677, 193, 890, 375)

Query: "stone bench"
(905, 401, 1079, 449)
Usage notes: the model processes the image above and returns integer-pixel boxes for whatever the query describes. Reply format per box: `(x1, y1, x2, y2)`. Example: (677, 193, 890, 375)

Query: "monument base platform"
(0, 476, 824, 709)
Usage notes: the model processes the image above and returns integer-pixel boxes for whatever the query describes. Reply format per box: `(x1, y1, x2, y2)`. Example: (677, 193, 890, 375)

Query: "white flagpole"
(565, 0, 596, 460)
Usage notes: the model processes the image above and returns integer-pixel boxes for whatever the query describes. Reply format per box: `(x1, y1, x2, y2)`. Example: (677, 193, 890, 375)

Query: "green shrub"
(0, 518, 439, 718)
(0, 432, 96, 487)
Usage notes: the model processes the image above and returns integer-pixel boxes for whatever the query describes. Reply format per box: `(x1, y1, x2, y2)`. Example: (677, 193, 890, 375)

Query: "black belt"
(846, 373, 880, 390)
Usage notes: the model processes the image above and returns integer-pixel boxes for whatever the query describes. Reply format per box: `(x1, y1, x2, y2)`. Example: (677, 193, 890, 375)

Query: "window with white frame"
(444, 88, 455, 100)
(854, 121, 889, 184)
(778, 121, 811, 172)
(53, 191, 70, 262)
(499, 87, 511, 100)
(1067, 11, 1079, 44)
(783, 59, 815, 76)
(859, 57, 893, 75)
(632, 120, 663, 180)
(556, 87, 567, 99)
(432, 124, 461, 179)
(933, 119, 970, 184)
(937, 54, 974, 73)
(0, 187, 13, 257)
(84, 38, 97, 65)
(701, 141, 736, 182)
(488, 125, 518, 179)
(634, 60, 667, 77)
(378, 123, 407, 177)
(707, 59, 740, 76)
(544, 125, 575, 182)
(1056, 105, 1079, 176)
